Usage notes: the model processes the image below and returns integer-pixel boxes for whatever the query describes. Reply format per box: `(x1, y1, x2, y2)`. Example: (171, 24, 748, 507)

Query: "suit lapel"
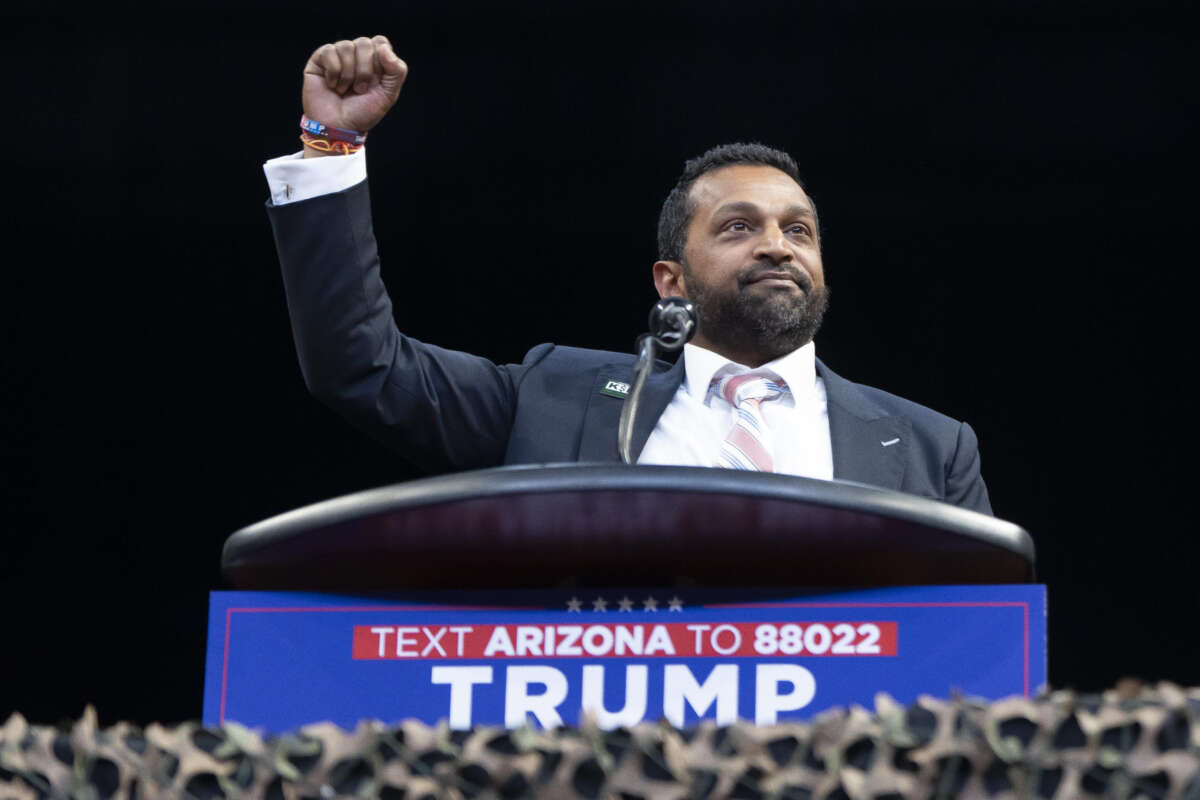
(575, 355, 907, 487)
(577, 356, 685, 463)
(818, 360, 909, 491)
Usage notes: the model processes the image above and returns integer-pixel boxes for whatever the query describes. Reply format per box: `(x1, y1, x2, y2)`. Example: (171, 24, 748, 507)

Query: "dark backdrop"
(2, 1, 1194, 724)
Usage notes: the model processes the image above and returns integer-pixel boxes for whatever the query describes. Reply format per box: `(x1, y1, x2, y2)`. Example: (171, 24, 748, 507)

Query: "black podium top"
(222, 465, 1034, 590)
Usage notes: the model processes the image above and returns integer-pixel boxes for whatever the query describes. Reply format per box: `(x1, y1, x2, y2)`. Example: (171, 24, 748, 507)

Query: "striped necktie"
(713, 372, 790, 472)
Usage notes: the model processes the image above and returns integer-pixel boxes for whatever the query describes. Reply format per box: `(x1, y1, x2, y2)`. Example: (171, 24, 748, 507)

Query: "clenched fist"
(302, 35, 407, 156)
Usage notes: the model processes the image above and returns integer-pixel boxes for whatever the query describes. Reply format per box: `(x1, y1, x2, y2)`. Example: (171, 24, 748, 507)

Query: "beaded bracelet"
(300, 114, 367, 145)
(300, 133, 363, 155)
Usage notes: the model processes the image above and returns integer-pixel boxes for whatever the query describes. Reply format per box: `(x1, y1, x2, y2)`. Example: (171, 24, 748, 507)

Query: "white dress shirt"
(263, 149, 366, 205)
(263, 150, 835, 478)
(638, 342, 834, 479)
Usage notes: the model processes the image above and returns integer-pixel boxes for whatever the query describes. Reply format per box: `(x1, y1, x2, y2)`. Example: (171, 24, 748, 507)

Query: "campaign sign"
(204, 585, 1045, 732)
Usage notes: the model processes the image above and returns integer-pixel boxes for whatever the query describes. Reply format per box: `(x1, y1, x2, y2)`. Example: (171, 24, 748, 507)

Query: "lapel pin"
(601, 380, 631, 399)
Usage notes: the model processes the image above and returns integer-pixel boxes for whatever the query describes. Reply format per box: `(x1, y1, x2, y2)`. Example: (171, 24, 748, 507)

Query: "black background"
(2, 1, 1195, 725)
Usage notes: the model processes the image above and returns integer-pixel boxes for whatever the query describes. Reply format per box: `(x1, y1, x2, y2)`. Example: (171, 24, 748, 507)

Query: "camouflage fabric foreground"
(2, 683, 1198, 799)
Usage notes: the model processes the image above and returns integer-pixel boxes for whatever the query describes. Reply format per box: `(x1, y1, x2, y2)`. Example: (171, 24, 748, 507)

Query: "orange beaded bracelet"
(299, 132, 363, 155)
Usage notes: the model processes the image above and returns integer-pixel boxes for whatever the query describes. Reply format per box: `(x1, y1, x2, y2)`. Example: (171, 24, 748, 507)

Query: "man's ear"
(653, 260, 686, 299)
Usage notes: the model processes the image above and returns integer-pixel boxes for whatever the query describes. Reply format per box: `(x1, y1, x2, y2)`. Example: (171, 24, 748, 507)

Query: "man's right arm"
(265, 37, 527, 472)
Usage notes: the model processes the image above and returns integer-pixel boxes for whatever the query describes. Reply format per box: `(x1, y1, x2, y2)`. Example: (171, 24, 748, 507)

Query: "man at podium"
(262, 35, 991, 515)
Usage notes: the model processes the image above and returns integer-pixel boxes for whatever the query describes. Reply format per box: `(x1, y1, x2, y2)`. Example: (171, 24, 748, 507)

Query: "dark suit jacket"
(268, 180, 992, 514)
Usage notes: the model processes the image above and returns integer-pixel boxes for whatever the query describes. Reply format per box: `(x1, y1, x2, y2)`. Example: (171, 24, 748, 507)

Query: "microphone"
(647, 297, 698, 351)
(618, 297, 699, 464)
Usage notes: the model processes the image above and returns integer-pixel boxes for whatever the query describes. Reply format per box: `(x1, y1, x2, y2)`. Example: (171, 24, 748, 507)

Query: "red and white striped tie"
(714, 372, 790, 472)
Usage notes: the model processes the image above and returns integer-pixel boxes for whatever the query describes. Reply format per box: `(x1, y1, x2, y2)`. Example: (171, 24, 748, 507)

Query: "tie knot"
(715, 371, 789, 408)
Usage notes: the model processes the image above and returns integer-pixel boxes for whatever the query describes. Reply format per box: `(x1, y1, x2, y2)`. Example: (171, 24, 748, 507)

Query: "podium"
(222, 464, 1033, 590)
(208, 466, 1043, 731)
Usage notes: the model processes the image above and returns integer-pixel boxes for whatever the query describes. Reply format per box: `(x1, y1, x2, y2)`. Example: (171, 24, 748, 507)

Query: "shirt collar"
(681, 341, 818, 403)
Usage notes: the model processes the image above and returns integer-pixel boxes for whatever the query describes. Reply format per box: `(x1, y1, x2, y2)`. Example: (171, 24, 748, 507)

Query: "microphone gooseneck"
(618, 297, 699, 464)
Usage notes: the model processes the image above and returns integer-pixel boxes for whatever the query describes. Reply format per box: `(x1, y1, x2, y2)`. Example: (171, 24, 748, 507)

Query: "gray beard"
(684, 267, 830, 364)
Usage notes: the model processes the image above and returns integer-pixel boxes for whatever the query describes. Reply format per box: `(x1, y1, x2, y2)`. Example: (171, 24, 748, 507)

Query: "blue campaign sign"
(204, 585, 1045, 732)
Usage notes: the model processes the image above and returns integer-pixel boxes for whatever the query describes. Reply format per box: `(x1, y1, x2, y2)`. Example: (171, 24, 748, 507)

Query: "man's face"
(654, 164, 828, 366)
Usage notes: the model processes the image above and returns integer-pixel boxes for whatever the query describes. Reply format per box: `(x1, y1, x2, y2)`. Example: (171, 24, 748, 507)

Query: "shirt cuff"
(263, 148, 368, 205)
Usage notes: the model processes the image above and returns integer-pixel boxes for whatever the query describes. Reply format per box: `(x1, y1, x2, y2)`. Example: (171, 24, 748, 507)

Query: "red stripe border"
(218, 600, 1032, 723)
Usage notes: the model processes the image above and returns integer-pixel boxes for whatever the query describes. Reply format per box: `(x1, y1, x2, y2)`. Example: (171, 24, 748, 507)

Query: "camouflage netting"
(3, 683, 1199, 799)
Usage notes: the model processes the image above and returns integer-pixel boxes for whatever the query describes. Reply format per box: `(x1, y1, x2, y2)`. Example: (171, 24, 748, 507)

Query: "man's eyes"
(721, 220, 810, 236)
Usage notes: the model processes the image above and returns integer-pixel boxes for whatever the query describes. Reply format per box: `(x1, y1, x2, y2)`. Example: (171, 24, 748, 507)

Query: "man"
(264, 35, 992, 514)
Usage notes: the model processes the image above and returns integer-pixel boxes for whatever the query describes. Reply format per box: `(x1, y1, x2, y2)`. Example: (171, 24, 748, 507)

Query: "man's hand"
(302, 35, 407, 156)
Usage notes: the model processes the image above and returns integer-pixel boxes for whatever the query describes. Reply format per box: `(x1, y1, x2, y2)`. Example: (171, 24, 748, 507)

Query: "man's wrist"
(298, 116, 366, 158)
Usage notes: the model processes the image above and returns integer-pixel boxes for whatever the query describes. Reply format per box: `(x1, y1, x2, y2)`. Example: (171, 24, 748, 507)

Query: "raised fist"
(302, 35, 408, 136)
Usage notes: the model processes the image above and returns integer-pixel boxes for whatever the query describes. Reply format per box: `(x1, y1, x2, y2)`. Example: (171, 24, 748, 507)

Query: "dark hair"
(656, 142, 817, 262)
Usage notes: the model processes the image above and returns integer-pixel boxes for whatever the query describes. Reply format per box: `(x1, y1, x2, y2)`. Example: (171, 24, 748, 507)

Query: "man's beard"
(683, 259, 830, 364)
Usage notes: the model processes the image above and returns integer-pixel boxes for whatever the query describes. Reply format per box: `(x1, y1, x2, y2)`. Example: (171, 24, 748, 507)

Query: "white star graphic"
(643, 596, 659, 612)
(566, 596, 582, 612)
(592, 597, 608, 612)
(617, 596, 634, 612)
(668, 596, 684, 612)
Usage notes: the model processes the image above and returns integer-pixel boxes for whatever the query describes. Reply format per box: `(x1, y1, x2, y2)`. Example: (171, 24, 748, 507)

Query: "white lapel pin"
(880, 438, 900, 447)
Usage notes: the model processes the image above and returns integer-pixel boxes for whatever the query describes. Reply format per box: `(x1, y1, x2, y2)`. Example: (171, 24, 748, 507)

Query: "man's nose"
(753, 225, 792, 264)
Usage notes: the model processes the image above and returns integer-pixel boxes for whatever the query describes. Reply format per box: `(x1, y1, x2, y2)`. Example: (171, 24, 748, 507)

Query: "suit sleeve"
(945, 421, 993, 515)
(266, 179, 541, 472)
